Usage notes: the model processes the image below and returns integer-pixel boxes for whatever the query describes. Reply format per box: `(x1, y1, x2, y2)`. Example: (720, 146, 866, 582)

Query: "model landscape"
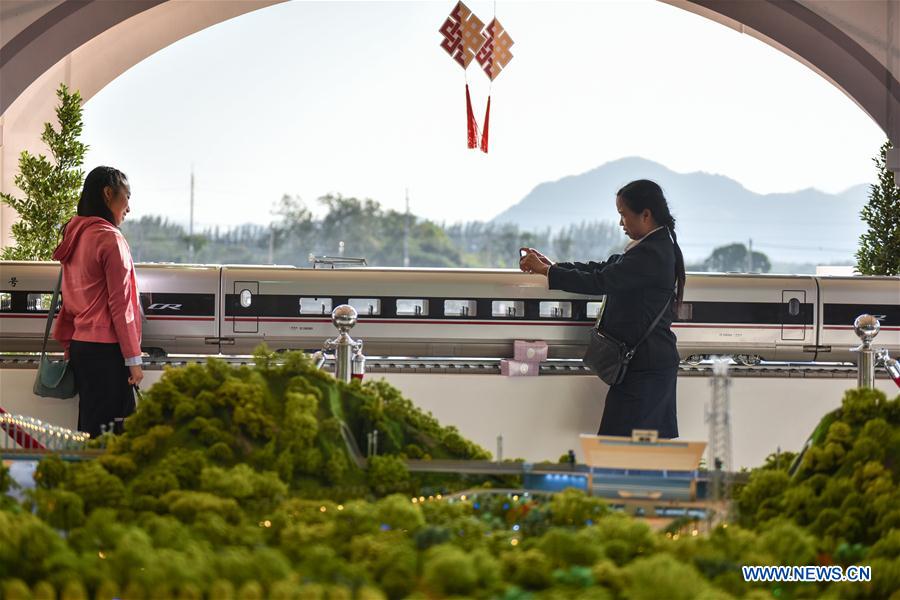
(1, 349, 898, 599)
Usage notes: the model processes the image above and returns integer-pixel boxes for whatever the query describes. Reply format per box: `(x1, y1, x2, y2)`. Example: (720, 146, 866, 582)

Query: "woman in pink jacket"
(52, 166, 143, 437)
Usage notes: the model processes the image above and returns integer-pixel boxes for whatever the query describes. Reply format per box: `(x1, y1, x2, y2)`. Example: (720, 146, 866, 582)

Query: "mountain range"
(491, 157, 868, 264)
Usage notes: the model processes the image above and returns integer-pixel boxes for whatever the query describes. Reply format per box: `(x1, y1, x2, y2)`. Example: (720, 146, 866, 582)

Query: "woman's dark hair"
(76, 166, 128, 226)
(616, 179, 686, 313)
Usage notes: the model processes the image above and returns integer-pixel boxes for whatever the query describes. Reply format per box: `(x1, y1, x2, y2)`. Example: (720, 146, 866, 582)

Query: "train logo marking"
(147, 303, 183, 311)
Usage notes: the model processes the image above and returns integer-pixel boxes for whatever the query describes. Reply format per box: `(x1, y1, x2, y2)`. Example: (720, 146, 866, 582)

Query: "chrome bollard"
(852, 314, 880, 389)
(324, 305, 363, 383)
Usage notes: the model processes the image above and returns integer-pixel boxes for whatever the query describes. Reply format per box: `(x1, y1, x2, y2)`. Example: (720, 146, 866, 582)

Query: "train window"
(0, 292, 10, 311)
(586, 301, 604, 320)
(239, 289, 252, 308)
(677, 302, 693, 321)
(349, 298, 381, 316)
(492, 300, 524, 318)
(539, 301, 572, 318)
(26, 293, 54, 312)
(444, 300, 477, 317)
(299, 297, 333, 315)
(787, 298, 800, 317)
(396, 299, 428, 316)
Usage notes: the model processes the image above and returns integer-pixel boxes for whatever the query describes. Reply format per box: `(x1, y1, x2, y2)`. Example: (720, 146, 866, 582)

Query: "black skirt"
(597, 366, 678, 438)
(69, 340, 136, 438)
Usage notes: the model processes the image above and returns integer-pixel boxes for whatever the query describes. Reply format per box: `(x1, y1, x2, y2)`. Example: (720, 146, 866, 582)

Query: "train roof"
(2, 261, 898, 281)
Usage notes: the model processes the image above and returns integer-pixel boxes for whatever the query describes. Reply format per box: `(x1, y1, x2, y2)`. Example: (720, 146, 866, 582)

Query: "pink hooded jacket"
(52, 216, 142, 364)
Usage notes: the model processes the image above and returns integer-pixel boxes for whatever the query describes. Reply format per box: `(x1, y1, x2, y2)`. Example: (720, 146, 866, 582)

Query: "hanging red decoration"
(480, 95, 491, 153)
(475, 18, 514, 153)
(439, 2, 486, 149)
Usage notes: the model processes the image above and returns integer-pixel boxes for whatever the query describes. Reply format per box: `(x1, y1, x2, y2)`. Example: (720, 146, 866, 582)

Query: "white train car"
(221, 266, 602, 358)
(135, 264, 221, 356)
(0, 261, 220, 356)
(675, 273, 819, 362)
(816, 276, 900, 361)
(1, 261, 897, 362)
(0, 261, 62, 353)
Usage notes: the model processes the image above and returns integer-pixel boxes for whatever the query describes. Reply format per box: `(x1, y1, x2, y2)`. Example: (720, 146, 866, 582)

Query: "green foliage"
(1, 84, 87, 260)
(31, 580, 55, 600)
(757, 449, 798, 472)
(857, 140, 900, 275)
(353, 379, 490, 461)
(0, 461, 13, 495)
(367, 456, 410, 496)
(4, 358, 898, 598)
(421, 544, 478, 595)
(687, 242, 771, 273)
(121, 195, 627, 267)
(547, 488, 609, 528)
(2, 579, 32, 600)
(29, 488, 85, 531)
(502, 547, 553, 590)
(623, 553, 713, 600)
(736, 387, 900, 555)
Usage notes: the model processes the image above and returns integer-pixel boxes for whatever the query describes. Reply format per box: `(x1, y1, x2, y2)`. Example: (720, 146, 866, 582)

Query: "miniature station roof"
(580, 434, 707, 472)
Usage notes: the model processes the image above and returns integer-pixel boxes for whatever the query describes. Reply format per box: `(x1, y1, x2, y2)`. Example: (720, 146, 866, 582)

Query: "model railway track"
(0, 354, 877, 378)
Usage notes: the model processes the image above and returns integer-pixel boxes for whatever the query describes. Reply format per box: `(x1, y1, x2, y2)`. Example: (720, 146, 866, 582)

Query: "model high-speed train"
(1, 261, 897, 362)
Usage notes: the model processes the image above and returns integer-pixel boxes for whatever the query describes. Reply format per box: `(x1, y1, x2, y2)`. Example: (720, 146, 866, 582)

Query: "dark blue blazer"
(547, 227, 679, 372)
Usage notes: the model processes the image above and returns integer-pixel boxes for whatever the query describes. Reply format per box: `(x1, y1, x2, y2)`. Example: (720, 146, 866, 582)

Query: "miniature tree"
(856, 141, 900, 275)
(1, 84, 87, 260)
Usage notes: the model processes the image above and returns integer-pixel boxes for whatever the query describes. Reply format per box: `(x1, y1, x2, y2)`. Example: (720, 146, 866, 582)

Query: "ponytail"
(667, 223, 686, 314)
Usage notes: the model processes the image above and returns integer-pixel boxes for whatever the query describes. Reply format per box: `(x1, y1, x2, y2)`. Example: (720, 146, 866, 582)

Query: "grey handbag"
(582, 294, 672, 386)
(33, 269, 77, 398)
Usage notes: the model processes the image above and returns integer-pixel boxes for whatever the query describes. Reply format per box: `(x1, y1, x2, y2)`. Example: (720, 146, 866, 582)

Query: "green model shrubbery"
(733, 387, 900, 598)
(1, 352, 898, 599)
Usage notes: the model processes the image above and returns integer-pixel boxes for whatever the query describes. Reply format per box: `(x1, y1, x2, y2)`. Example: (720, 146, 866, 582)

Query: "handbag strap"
(624, 293, 673, 360)
(39, 268, 63, 358)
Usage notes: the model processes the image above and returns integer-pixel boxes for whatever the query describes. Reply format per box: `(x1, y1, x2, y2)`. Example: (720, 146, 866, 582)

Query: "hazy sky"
(81, 0, 885, 231)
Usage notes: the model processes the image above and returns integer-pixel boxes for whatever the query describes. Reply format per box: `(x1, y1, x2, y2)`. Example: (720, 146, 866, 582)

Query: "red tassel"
(480, 95, 491, 153)
(466, 84, 479, 149)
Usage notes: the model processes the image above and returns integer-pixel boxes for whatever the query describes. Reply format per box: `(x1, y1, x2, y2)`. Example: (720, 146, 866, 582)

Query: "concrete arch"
(1, 0, 898, 249)
(666, 0, 900, 154)
(0, 0, 285, 248)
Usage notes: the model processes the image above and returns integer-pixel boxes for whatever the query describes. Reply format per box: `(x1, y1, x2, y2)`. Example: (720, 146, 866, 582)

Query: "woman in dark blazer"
(519, 179, 686, 438)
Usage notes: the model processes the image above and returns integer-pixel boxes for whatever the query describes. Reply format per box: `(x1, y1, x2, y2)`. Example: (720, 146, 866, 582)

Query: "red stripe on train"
(223, 317, 812, 330)
(145, 316, 215, 321)
(824, 325, 900, 331)
(224, 317, 594, 326)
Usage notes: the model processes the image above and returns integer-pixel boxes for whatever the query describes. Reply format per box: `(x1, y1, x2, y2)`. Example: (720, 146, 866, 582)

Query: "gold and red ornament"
(439, 2, 486, 148)
(475, 17, 514, 152)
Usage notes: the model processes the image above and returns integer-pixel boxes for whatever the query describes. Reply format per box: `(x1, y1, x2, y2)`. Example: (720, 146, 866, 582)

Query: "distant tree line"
(121, 194, 627, 268)
(685, 242, 771, 273)
(122, 193, 777, 274)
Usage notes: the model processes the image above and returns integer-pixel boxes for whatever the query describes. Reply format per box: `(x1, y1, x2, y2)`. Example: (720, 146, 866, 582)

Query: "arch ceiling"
(1, 0, 898, 246)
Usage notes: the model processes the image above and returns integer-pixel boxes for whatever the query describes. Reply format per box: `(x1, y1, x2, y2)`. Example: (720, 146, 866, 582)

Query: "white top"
(624, 225, 666, 253)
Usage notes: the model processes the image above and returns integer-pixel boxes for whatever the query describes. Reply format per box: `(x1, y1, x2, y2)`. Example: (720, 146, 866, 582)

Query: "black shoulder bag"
(582, 294, 672, 386)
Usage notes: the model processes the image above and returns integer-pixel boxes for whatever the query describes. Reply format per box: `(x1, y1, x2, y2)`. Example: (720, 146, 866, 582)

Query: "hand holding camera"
(519, 247, 552, 275)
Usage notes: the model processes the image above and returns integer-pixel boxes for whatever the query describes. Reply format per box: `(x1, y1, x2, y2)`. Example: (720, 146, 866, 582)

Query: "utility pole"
(403, 188, 410, 268)
(747, 238, 753, 273)
(188, 166, 195, 262)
